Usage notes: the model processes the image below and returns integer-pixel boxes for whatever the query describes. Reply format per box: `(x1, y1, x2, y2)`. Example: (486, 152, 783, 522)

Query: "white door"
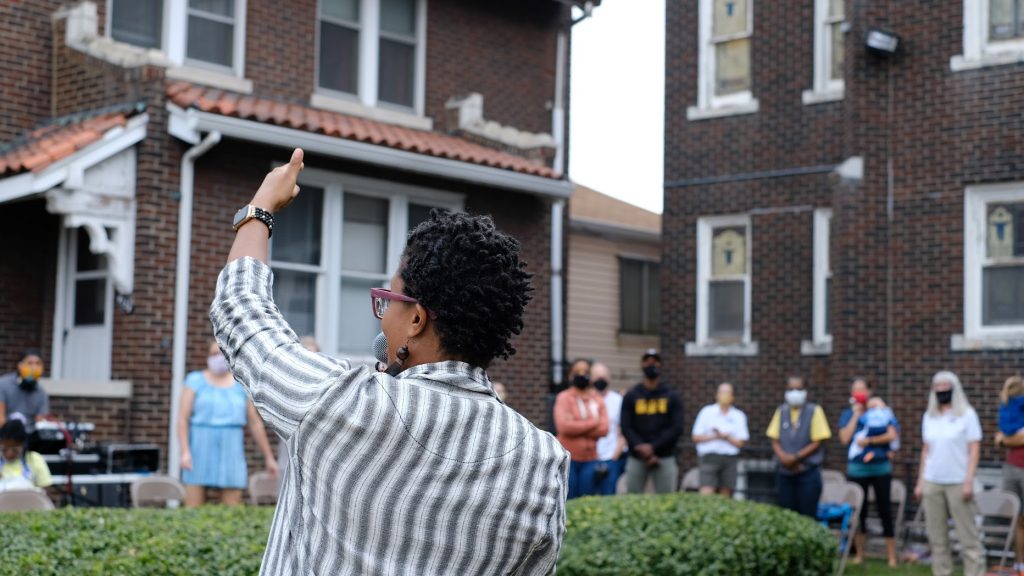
(61, 228, 113, 381)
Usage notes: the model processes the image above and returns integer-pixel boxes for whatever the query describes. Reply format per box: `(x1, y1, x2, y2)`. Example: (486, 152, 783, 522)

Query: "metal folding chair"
(130, 475, 186, 508)
(975, 489, 1021, 571)
(0, 488, 54, 512)
(248, 471, 280, 505)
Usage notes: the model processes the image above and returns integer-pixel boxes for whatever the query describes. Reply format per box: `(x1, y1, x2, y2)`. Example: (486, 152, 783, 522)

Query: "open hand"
(251, 148, 304, 214)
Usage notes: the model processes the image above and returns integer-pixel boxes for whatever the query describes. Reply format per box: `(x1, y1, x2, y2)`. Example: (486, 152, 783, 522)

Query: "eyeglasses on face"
(369, 288, 438, 320)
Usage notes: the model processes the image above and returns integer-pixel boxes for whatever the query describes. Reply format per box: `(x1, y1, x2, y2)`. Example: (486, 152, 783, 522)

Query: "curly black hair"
(400, 210, 533, 369)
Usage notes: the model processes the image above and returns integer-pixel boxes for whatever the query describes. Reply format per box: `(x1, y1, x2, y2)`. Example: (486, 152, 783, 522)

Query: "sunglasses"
(369, 288, 438, 320)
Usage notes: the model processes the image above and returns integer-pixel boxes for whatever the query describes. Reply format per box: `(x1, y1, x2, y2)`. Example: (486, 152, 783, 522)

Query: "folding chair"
(0, 489, 54, 512)
(248, 471, 280, 505)
(818, 481, 865, 576)
(822, 469, 847, 486)
(975, 489, 1021, 571)
(680, 467, 700, 492)
(131, 475, 186, 508)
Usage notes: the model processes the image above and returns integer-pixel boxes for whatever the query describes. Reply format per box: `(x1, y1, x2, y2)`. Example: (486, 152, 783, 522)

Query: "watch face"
(233, 205, 250, 228)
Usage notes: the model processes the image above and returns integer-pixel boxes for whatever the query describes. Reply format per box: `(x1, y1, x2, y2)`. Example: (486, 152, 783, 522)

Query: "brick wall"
(664, 0, 1024, 478)
(0, 0, 58, 140)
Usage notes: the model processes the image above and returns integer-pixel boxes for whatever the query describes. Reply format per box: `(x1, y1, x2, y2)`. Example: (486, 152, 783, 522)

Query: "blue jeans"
(568, 460, 600, 499)
(776, 467, 822, 518)
(596, 459, 623, 496)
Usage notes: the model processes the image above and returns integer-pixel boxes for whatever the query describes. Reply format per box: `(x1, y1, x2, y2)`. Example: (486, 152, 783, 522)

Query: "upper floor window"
(270, 169, 461, 359)
(804, 0, 845, 104)
(952, 0, 1024, 71)
(317, 0, 425, 111)
(697, 215, 752, 344)
(812, 209, 833, 343)
(688, 0, 758, 120)
(961, 183, 1024, 347)
(107, 0, 247, 78)
(620, 258, 661, 335)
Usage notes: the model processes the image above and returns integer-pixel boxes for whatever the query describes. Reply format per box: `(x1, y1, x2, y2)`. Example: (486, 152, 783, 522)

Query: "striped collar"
(396, 360, 496, 398)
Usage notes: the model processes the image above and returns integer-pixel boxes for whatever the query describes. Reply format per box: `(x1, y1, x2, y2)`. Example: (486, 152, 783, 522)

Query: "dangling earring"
(385, 342, 411, 377)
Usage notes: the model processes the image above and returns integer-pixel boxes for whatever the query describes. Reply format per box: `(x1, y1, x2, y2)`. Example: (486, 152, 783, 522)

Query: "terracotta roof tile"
(167, 81, 560, 179)
(0, 111, 130, 177)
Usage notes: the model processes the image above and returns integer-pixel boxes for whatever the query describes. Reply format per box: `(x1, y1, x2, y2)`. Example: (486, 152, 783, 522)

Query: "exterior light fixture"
(865, 28, 900, 55)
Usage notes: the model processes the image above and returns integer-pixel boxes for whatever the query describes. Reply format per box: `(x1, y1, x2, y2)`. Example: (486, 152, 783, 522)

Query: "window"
(269, 170, 462, 359)
(107, 0, 247, 78)
(694, 215, 753, 350)
(952, 0, 1024, 71)
(807, 209, 833, 352)
(620, 258, 660, 335)
(962, 184, 1024, 346)
(804, 0, 845, 104)
(111, 0, 163, 48)
(186, 0, 238, 70)
(317, 0, 424, 111)
(990, 0, 1024, 41)
(689, 0, 758, 119)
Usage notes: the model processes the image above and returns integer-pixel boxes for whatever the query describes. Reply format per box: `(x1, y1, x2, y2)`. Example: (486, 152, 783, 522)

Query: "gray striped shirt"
(210, 257, 569, 575)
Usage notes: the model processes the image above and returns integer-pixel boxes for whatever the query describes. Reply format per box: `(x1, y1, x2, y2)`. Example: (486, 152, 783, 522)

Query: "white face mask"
(207, 354, 230, 376)
(785, 389, 807, 407)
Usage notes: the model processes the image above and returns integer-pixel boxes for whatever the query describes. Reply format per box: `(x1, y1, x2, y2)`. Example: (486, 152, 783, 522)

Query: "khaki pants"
(922, 481, 985, 576)
(626, 455, 677, 494)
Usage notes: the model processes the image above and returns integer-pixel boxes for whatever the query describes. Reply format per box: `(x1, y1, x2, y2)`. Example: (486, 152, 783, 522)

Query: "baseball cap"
(641, 348, 661, 362)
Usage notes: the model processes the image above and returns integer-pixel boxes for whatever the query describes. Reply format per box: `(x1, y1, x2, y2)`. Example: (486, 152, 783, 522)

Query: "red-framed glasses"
(369, 288, 438, 320)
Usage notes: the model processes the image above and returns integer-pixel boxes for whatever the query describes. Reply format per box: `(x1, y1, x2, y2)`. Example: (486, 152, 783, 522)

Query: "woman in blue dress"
(178, 340, 278, 506)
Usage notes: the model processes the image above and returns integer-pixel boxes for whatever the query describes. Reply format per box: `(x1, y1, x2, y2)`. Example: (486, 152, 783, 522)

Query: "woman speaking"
(210, 149, 568, 575)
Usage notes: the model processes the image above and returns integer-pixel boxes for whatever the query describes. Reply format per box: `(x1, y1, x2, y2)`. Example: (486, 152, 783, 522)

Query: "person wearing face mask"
(765, 375, 832, 518)
(591, 362, 625, 495)
(837, 377, 900, 566)
(914, 371, 984, 576)
(177, 340, 278, 507)
(692, 383, 749, 497)
(621, 349, 684, 494)
(554, 359, 609, 499)
(0, 349, 50, 433)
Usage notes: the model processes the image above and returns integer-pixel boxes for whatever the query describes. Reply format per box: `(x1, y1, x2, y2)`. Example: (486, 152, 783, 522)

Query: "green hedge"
(0, 506, 273, 576)
(0, 495, 834, 575)
(557, 493, 836, 576)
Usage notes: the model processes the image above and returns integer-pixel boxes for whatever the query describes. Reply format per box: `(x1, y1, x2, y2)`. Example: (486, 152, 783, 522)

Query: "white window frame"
(688, 0, 759, 121)
(803, 209, 833, 355)
(313, 0, 427, 117)
(106, 0, 249, 87)
(274, 168, 463, 361)
(952, 0, 1024, 71)
(687, 214, 758, 356)
(955, 183, 1024, 350)
(803, 0, 845, 105)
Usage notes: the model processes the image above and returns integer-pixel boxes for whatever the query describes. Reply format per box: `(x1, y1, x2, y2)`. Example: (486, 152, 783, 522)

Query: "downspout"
(549, 5, 594, 388)
(168, 131, 221, 479)
(550, 28, 569, 387)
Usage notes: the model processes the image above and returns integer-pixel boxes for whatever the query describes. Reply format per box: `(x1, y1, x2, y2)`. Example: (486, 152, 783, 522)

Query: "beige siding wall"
(566, 231, 660, 393)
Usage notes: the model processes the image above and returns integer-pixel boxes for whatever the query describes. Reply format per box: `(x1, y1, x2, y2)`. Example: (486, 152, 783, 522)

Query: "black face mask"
(643, 365, 660, 380)
(572, 375, 590, 389)
(936, 389, 953, 405)
(18, 379, 37, 392)
(593, 379, 609, 392)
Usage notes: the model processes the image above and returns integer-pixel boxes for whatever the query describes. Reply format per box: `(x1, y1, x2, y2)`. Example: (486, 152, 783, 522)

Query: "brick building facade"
(665, 0, 1024, 479)
(0, 0, 577, 480)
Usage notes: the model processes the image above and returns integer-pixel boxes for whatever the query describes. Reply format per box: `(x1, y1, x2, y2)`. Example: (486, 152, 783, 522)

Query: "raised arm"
(211, 148, 352, 440)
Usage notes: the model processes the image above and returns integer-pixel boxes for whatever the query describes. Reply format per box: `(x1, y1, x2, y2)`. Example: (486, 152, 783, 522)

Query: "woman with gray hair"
(913, 371, 984, 576)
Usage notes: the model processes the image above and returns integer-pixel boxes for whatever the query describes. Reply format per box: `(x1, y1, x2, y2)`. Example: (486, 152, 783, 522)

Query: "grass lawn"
(845, 559, 987, 575)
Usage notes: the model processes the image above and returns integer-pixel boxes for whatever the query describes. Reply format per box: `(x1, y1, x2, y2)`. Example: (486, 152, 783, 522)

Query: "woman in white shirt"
(692, 382, 749, 497)
(914, 371, 984, 576)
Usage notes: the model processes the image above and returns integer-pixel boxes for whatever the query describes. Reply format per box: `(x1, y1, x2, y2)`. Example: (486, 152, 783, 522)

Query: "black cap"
(641, 348, 661, 362)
